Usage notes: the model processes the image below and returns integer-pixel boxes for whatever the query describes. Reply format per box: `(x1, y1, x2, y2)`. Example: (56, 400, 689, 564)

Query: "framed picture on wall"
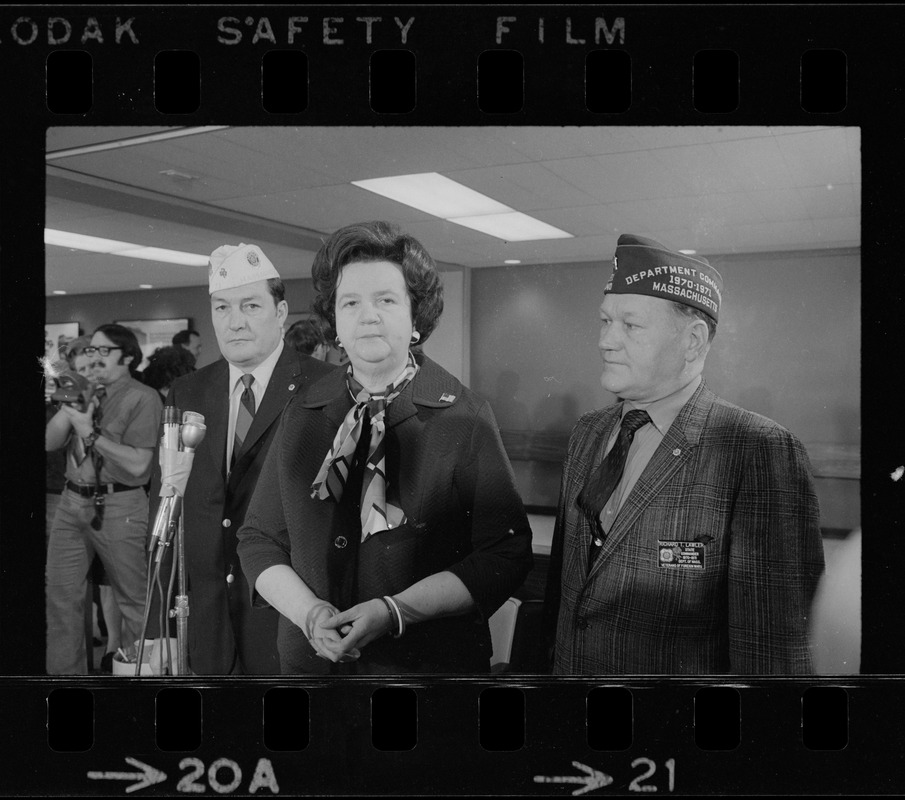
(44, 321, 80, 364)
(115, 317, 191, 370)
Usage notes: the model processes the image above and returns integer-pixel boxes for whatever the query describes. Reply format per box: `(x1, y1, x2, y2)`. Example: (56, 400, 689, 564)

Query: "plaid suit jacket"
(546, 381, 825, 675)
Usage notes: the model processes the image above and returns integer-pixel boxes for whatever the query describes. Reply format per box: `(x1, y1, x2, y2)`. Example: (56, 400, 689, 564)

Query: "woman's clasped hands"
(304, 598, 397, 662)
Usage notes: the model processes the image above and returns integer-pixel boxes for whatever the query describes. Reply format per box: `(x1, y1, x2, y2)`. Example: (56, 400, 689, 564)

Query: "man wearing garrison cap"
(545, 234, 824, 675)
(148, 244, 333, 674)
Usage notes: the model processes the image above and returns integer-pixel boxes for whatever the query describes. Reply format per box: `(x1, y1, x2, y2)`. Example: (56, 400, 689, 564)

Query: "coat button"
(334, 536, 348, 549)
(222, 519, 231, 528)
(576, 616, 589, 630)
(226, 573, 235, 584)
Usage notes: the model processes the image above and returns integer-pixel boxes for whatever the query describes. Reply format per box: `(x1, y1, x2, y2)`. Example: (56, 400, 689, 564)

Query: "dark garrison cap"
(605, 234, 723, 321)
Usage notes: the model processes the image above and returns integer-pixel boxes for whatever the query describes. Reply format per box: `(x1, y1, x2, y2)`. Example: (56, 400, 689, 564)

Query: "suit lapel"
(202, 361, 230, 481)
(243, 348, 300, 452)
(589, 383, 715, 573)
(563, 407, 620, 588)
(229, 348, 303, 484)
(385, 354, 460, 429)
(301, 365, 353, 427)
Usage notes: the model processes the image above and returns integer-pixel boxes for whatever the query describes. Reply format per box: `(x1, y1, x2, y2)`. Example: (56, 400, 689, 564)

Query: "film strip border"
(2, 678, 898, 795)
(2, 3, 902, 795)
(0, 6, 868, 122)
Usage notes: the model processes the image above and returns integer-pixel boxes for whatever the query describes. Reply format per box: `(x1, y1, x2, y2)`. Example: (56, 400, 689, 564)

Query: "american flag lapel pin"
(439, 393, 456, 403)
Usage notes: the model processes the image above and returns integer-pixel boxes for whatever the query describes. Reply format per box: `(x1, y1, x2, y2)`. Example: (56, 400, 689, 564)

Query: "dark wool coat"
(149, 346, 335, 674)
(237, 354, 534, 674)
(545, 381, 825, 675)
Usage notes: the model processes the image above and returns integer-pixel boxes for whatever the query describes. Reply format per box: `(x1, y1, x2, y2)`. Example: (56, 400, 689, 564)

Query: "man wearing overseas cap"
(544, 234, 825, 675)
(147, 243, 333, 674)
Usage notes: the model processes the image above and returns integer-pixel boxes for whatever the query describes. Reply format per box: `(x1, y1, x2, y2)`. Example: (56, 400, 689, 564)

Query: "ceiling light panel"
(450, 212, 573, 242)
(45, 229, 209, 266)
(352, 173, 572, 242)
(352, 173, 511, 218)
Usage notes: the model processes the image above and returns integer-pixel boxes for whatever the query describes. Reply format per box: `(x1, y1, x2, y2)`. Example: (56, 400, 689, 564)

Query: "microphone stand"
(171, 417, 205, 676)
(135, 412, 205, 676)
(174, 513, 189, 676)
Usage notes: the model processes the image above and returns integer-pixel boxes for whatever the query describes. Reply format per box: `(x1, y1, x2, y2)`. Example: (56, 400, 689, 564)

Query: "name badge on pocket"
(658, 540, 705, 569)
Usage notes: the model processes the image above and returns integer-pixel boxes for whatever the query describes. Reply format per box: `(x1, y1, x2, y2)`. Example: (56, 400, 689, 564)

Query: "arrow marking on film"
(534, 760, 614, 796)
(87, 757, 167, 793)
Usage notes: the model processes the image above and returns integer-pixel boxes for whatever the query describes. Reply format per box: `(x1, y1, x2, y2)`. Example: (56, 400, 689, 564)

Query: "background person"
(237, 221, 533, 674)
(142, 345, 196, 400)
(285, 317, 329, 361)
(545, 234, 825, 675)
(45, 324, 162, 674)
(147, 243, 334, 675)
(172, 329, 202, 363)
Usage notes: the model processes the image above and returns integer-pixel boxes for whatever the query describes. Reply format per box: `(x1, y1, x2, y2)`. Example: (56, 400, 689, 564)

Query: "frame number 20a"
(177, 758, 279, 794)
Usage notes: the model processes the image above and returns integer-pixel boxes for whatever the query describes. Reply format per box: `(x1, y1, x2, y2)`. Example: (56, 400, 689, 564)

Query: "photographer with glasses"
(45, 324, 163, 674)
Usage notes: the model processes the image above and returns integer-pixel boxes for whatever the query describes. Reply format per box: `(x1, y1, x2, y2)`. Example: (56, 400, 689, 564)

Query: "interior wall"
(470, 248, 861, 531)
(421, 267, 466, 382)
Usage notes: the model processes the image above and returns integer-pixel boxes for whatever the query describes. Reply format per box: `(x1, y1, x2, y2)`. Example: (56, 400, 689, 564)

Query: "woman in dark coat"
(237, 221, 533, 673)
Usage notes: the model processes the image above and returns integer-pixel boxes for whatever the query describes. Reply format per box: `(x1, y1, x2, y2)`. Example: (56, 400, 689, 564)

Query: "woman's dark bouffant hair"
(311, 221, 444, 344)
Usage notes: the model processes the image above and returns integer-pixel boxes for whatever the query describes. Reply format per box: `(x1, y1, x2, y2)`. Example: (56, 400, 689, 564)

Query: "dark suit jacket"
(237, 354, 534, 674)
(149, 345, 334, 674)
(545, 381, 825, 675)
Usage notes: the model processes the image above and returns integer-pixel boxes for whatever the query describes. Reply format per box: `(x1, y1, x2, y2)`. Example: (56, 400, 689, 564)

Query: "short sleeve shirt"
(66, 373, 163, 487)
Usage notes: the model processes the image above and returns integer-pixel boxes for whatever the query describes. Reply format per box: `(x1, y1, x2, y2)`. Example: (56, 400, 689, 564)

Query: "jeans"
(46, 487, 149, 675)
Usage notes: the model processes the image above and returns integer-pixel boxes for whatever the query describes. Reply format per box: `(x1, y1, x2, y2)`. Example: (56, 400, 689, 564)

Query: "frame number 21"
(629, 758, 675, 793)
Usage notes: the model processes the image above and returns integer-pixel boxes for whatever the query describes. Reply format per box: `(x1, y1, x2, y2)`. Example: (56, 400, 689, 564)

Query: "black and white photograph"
(43, 124, 861, 679)
(6, 3, 902, 794)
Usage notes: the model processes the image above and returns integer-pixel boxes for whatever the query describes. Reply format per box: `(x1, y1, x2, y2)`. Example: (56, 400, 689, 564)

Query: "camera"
(51, 370, 99, 414)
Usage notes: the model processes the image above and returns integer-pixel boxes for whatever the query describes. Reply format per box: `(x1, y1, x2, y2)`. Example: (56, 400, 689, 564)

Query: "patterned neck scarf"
(310, 354, 419, 541)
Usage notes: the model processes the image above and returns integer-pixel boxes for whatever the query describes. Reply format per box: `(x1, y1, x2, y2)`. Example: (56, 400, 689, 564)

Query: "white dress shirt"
(599, 374, 702, 534)
(226, 339, 284, 472)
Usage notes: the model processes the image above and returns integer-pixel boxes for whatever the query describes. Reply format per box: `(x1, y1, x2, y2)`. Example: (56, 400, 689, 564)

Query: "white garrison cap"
(208, 243, 280, 294)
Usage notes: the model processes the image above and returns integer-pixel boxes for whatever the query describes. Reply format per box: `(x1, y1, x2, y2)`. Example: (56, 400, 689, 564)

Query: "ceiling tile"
(774, 128, 854, 188)
(448, 163, 600, 212)
(544, 150, 690, 202)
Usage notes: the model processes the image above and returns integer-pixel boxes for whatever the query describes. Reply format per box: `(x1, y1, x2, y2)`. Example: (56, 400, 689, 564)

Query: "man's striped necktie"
(232, 373, 256, 467)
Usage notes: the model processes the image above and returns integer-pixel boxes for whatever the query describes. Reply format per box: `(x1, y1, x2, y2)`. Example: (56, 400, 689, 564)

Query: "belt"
(66, 480, 137, 497)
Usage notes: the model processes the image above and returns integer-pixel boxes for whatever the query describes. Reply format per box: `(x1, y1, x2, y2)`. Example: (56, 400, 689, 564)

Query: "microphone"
(148, 410, 206, 552)
(180, 411, 207, 452)
(148, 406, 179, 553)
(165, 412, 207, 541)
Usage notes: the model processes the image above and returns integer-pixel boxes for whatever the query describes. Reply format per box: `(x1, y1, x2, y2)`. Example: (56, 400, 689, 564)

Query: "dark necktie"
(578, 409, 651, 557)
(232, 374, 256, 467)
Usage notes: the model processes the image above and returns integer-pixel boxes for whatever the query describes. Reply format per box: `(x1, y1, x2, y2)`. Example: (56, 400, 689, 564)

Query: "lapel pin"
(288, 384, 296, 391)
(439, 393, 456, 403)
(672, 448, 681, 456)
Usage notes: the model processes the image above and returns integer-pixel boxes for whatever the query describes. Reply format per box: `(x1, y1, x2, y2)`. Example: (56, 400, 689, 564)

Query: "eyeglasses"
(83, 346, 122, 357)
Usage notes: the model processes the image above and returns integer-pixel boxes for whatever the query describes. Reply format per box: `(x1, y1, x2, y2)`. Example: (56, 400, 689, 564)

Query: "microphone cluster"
(148, 408, 207, 555)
